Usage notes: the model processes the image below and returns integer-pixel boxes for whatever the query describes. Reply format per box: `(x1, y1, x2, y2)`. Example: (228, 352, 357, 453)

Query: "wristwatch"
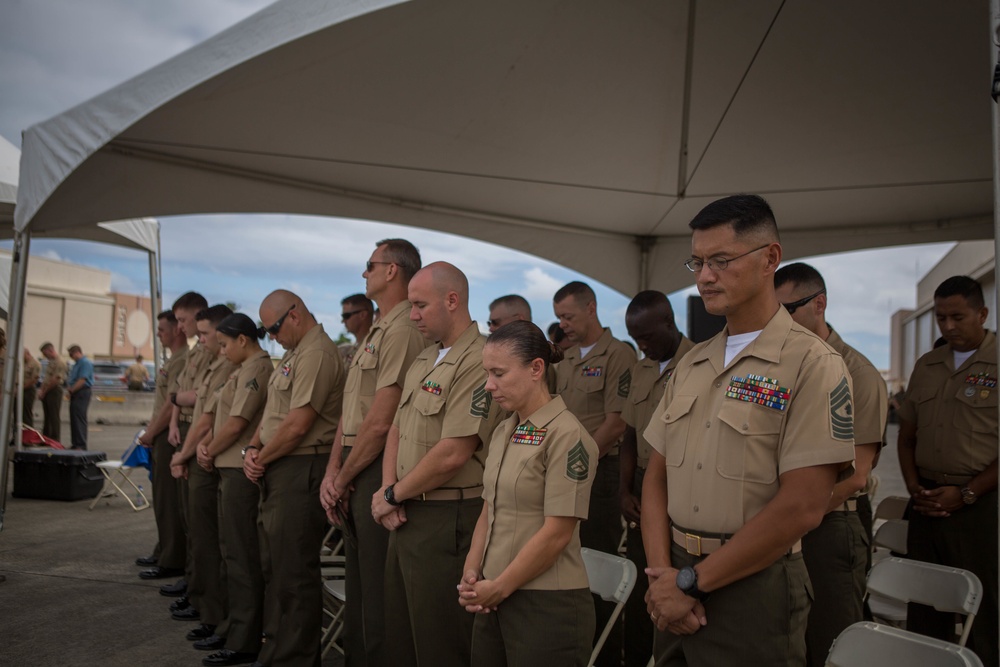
(384, 484, 402, 507)
(241, 445, 259, 458)
(961, 486, 978, 505)
(676, 566, 710, 602)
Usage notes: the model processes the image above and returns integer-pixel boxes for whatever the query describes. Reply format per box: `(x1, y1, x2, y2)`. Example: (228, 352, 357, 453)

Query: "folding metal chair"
(873, 518, 908, 555)
(865, 557, 982, 647)
(88, 430, 151, 512)
(826, 622, 984, 667)
(873, 495, 909, 521)
(321, 578, 347, 658)
(581, 547, 637, 667)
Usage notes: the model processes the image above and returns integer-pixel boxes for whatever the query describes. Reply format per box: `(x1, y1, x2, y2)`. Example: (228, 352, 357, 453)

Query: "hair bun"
(547, 341, 564, 365)
(256, 326, 267, 340)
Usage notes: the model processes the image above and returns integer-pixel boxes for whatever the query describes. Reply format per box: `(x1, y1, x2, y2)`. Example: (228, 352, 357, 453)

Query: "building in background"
(889, 241, 996, 391)
(1, 249, 154, 362)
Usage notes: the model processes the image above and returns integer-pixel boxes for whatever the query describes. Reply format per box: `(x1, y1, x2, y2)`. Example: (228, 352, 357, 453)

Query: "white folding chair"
(581, 547, 637, 667)
(88, 430, 150, 512)
(826, 622, 984, 667)
(321, 578, 347, 658)
(865, 557, 982, 647)
(873, 495, 909, 522)
(873, 518, 908, 555)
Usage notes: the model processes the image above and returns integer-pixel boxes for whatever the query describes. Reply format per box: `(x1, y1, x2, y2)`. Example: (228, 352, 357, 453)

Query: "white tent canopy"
(14, 0, 992, 296)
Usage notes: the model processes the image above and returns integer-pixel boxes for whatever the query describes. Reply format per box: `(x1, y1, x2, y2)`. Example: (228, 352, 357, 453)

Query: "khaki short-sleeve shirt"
(258, 324, 345, 453)
(481, 396, 597, 590)
(178, 344, 215, 418)
(554, 329, 635, 438)
(341, 300, 427, 437)
(826, 327, 888, 448)
(44, 356, 68, 385)
(24, 357, 41, 387)
(213, 351, 274, 468)
(154, 346, 188, 414)
(193, 356, 235, 425)
(623, 336, 695, 468)
(644, 307, 856, 534)
(897, 330, 998, 477)
(394, 322, 503, 488)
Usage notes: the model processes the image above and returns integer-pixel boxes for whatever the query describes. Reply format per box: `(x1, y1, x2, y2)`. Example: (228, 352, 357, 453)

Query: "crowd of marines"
(130, 194, 997, 667)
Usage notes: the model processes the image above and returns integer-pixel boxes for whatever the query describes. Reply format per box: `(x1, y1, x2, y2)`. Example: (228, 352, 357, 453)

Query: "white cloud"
(521, 267, 564, 302)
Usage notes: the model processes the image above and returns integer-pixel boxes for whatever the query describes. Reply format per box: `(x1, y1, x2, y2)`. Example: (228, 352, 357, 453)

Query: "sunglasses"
(341, 309, 365, 322)
(782, 289, 826, 314)
(265, 304, 295, 336)
(366, 260, 392, 273)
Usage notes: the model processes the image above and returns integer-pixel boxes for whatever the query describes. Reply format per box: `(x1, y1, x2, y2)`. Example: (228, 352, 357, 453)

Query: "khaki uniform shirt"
(24, 356, 42, 388)
(44, 355, 68, 386)
(177, 344, 215, 419)
(212, 351, 274, 468)
(644, 307, 856, 534)
(341, 300, 427, 439)
(154, 346, 188, 415)
(259, 324, 345, 453)
(193, 356, 236, 425)
(481, 396, 597, 590)
(622, 336, 696, 469)
(898, 330, 998, 477)
(553, 328, 635, 450)
(126, 362, 148, 384)
(394, 322, 503, 488)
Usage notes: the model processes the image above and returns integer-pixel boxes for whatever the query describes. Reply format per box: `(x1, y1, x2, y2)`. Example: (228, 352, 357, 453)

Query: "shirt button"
(696, 463, 703, 470)
(715, 382, 721, 388)
(742, 423, 749, 430)
(705, 421, 711, 428)
(665, 414, 670, 419)
(693, 505, 699, 512)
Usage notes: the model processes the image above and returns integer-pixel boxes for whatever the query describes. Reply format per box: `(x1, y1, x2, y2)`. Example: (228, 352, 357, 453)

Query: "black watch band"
(384, 484, 402, 507)
(676, 566, 710, 602)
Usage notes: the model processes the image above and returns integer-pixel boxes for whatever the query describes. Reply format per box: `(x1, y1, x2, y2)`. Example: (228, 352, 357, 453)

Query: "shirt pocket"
(270, 373, 293, 416)
(658, 394, 697, 468)
(412, 387, 447, 448)
(952, 384, 998, 437)
(579, 375, 606, 414)
(716, 400, 783, 484)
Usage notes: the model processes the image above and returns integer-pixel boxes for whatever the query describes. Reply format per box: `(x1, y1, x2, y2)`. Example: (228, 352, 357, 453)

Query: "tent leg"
(148, 228, 162, 373)
(0, 231, 31, 532)
(989, 0, 1000, 646)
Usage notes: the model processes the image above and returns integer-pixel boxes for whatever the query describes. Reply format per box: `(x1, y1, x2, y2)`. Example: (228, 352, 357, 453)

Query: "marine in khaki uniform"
(243, 290, 345, 667)
(22, 348, 42, 428)
(552, 280, 634, 667)
(194, 313, 275, 666)
(370, 262, 503, 667)
(338, 292, 375, 368)
(897, 276, 998, 667)
(321, 239, 427, 667)
(137, 311, 190, 578)
(487, 294, 531, 333)
(642, 195, 855, 667)
(127, 355, 150, 391)
(37, 342, 68, 442)
(774, 263, 888, 667)
(620, 291, 694, 667)
(171, 305, 236, 641)
(459, 321, 598, 667)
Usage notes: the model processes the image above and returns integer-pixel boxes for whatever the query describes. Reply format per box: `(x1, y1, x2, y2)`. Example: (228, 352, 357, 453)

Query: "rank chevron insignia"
(566, 441, 590, 481)
(245, 378, 259, 392)
(617, 368, 632, 398)
(470, 380, 492, 419)
(829, 377, 854, 441)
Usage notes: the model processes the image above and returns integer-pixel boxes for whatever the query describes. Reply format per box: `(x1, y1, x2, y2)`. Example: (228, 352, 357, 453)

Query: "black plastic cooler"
(12, 449, 107, 501)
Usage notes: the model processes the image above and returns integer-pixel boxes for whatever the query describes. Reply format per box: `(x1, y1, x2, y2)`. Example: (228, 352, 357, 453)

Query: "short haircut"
(40, 342, 54, 352)
(553, 281, 596, 306)
(626, 290, 675, 321)
(774, 262, 826, 293)
(689, 194, 780, 242)
(136, 355, 143, 361)
(195, 304, 234, 326)
(172, 291, 208, 312)
(376, 238, 422, 281)
(341, 293, 374, 313)
(157, 310, 177, 324)
(489, 294, 532, 320)
(934, 275, 985, 309)
(67, 344, 81, 354)
(547, 322, 566, 344)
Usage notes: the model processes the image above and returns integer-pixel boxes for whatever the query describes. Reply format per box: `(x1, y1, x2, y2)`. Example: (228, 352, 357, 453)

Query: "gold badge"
(981, 389, 990, 400)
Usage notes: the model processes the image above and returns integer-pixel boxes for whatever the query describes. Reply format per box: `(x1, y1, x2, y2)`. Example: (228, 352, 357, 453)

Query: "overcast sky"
(0, 0, 954, 367)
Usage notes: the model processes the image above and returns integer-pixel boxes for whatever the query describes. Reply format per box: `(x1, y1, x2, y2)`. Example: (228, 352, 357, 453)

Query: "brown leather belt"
(413, 486, 484, 502)
(287, 444, 333, 456)
(671, 525, 801, 557)
(918, 468, 973, 486)
(831, 498, 858, 513)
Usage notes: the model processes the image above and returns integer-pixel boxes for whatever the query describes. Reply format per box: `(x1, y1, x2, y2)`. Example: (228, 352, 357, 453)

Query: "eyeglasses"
(341, 309, 365, 322)
(684, 244, 771, 273)
(365, 260, 392, 273)
(264, 304, 295, 336)
(782, 289, 826, 315)
(487, 318, 503, 328)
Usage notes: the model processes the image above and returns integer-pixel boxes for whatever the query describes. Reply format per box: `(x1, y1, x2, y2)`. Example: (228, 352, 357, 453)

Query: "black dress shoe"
(248, 663, 266, 667)
(193, 634, 226, 651)
(139, 566, 184, 580)
(202, 649, 258, 666)
(172, 606, 201, 621)
(135, 555, 157, 566)
(159, 579, 188, 597)
(185, 623, 216, 641)
(170, 595, 191, 613)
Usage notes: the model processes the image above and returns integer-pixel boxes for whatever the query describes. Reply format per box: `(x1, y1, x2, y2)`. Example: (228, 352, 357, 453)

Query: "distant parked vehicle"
(92, 362, 127, 389)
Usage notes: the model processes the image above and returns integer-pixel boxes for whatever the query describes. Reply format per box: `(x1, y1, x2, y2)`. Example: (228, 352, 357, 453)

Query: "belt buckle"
(419, 492, 428, 501)
(684, 532, 703, 557)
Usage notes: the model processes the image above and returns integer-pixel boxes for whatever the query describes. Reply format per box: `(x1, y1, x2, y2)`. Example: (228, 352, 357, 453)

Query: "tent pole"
(14, 318, 23, 452)
(0, 231, 31, 532)
(148, 222, 162, 373)
(989, 0, 1000, 644)
(637, 236, 655, 292)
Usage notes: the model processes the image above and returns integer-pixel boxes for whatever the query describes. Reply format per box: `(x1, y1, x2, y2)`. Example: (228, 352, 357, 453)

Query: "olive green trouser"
(580, 454, 623, 667)
(472, 588, 594, 667)
(653, 543, 811, 667)
(218, 468, 263, 654)
(151, 430, 186, 569)
(624, 467, 655, 667)
(187, 461, 227, 629)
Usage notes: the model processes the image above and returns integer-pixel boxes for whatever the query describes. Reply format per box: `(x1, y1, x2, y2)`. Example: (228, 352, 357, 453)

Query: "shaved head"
(260, 289, 314, 350)
(416, 262, 469, 305)
(407, 262, 473, 346)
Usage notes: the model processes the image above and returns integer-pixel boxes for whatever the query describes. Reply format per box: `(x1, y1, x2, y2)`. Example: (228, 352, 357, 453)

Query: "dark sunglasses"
(365, 260, 392, 273)
(265, 304, 295, 336)
(487, 319, 503, 328)
(782, 289, 826, 315)
(341, 309, 365, 322)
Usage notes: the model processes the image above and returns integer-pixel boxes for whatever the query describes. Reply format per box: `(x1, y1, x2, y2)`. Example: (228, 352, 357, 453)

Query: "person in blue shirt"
(66, 345, 94, 450)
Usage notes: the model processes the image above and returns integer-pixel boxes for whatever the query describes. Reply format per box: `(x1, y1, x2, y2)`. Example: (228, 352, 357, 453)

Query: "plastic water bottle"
(136, 485, 146, 507)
